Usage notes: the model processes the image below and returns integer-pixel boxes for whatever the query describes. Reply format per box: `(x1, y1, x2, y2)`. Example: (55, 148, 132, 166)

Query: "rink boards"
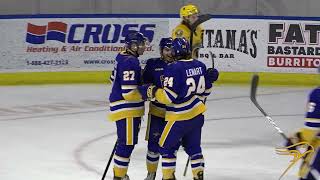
(0, 14, 319, 85)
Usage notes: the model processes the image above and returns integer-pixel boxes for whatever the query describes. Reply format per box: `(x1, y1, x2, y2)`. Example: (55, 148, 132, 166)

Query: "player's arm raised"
(200, 65, 219, 100)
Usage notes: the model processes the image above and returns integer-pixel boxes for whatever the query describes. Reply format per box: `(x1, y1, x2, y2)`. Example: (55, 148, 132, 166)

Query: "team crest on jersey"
(175, 29, 184, 37)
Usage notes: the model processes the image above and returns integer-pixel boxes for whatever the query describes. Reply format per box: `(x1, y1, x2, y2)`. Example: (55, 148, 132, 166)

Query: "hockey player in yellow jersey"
(172, 4, 204, 56)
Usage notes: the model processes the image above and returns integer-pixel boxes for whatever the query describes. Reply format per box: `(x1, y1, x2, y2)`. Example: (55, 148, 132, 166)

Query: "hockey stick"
(101, 141, 117, 180)
(250, 74, 289, 140)
(183, 157, 190, 176)
(250, 74, 320, 179)
(189, 14, 211, 54)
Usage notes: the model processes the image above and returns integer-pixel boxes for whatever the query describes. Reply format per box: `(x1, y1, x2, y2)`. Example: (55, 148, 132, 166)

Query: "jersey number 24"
(186, 76, 205, 96)
(164, 76, 206, 97)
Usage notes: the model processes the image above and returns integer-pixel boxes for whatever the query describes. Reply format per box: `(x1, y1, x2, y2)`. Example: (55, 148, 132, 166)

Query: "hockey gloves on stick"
(206, 68, 219, 83)
(137, 84, 157, 101)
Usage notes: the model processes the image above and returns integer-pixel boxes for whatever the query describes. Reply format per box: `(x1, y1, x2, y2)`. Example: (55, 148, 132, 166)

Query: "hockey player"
(138, 38, 219, 180)
(287, 82, 320, 180)
(172, 4, 204, 56)
(108, 31, 148, 180)
(142, 37, 174, 180)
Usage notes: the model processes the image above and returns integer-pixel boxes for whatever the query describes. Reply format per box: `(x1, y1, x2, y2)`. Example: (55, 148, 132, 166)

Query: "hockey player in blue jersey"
(138, 38, 219, 180)
(142, 37, 174, 180)
(287, 80, 320, 180)
(108, 31, 148, 180)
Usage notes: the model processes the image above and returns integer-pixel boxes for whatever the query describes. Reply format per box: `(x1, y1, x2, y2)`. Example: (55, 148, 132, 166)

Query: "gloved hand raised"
(206, 68, 219, 83)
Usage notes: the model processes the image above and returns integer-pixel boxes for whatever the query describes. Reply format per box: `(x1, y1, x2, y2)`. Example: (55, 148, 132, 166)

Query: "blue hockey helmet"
(124, 31, 148, 46)
(171, 38, 191, 58)
(159, 37, 173, 50)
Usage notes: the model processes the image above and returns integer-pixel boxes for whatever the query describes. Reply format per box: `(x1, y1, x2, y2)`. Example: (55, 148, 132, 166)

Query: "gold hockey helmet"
(180, 4, 199, 18)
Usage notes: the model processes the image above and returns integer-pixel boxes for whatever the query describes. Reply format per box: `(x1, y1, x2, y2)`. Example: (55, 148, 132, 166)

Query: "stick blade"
(250, 74, 259, 102)
(190, 14, 211, 30)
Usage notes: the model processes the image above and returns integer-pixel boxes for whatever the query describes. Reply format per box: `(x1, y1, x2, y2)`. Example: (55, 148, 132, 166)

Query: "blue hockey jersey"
(143, 58, 168, 118)
(108, 52, 144, 121)
(154, 59, 213, 121)
(298, 87, 320, 178)
(303, 87, 320, 138)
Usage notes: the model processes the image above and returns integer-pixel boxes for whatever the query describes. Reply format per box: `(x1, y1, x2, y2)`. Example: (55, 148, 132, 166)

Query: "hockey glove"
(109, 70, 115, 83)
(206, 68, 219, 83)
(137, 84, 158, 101)
(285, 131, 302, 150)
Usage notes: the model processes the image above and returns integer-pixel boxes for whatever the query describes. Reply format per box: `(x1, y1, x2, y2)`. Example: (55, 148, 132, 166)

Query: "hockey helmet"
(171, 38, 191, 58)
(180, 4, 199, 18)
(159, 37, 173, 50)
(124, 31, 148, 46)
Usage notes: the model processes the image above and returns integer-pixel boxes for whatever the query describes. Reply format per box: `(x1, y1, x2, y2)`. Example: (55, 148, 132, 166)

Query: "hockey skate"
(144, 172, 156, 180)
(194, 171, 203, 180)
(162, 172, 176, 180)
(113, 174, 130, 180)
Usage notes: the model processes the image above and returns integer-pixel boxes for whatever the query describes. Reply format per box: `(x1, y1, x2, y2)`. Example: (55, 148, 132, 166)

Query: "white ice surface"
(0, 84, 311, 180)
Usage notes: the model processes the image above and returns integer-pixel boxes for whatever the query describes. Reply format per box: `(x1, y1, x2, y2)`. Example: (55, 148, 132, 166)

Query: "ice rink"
(0, 84, 312, 180)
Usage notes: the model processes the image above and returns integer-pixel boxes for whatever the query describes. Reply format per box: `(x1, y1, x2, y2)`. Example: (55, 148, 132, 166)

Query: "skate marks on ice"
(0, 85, 308, 180)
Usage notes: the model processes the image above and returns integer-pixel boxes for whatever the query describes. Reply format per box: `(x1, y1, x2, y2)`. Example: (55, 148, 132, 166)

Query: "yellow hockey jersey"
(172, 21, 203, 55)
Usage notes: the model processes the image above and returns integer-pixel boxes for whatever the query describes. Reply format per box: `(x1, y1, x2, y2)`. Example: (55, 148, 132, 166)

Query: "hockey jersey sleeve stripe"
(155, 89, 173, 105)
(122, 89, 143, 101)
(165, 102, 206, 121)
(201, 93, 210, 98)
(167, 101, 203, 114)
(166, 98, 202, 112)
(164, 87, 178, 99)
(166, 96, 197, 108)
(198, 96, 206, 102)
